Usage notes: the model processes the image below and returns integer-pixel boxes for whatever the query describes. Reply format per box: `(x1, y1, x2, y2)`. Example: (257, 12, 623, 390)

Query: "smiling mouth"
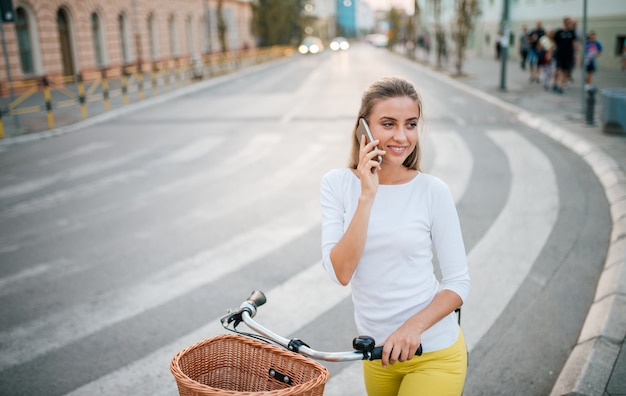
(388, 146, 407, 153)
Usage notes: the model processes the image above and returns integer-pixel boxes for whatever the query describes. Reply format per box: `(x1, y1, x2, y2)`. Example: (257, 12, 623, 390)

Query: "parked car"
(298, 37, 324, 54)
(330, 37, 350, 51)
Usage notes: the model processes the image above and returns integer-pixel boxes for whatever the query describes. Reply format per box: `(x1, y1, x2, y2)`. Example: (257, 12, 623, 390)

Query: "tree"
(451, 0, 481, 75)
(388, 7, 403, 49)
(251, 0, 304, 47)
(431, 0, 447, 69)
(408, 0, 421, 60)
(217, 0, 228, 53)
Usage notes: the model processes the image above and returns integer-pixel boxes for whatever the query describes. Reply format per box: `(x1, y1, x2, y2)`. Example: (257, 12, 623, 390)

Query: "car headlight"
(330, 42, 339, 51)
(310, 45, 319, 54)
(298, 45, 309, 54)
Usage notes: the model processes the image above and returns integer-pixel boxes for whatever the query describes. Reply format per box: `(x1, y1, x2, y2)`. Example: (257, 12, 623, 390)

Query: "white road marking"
(37, 142, 113, 166)
(425, 129, 473, 202)
(160, 137, 223, 164)
(462, 130, 559, 351)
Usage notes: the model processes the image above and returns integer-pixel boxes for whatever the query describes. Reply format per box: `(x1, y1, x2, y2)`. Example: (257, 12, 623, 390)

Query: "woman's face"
(367, 96, 420, 168)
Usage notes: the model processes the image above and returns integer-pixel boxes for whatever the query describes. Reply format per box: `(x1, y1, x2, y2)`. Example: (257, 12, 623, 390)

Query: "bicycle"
(170, 290, 423, 395)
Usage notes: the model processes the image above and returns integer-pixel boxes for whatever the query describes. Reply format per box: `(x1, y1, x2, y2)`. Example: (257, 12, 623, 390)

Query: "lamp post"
(499, 0, 510, 91)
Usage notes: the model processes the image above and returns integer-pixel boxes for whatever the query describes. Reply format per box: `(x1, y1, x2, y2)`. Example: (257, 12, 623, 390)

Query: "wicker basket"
(171, 334, 330, 396)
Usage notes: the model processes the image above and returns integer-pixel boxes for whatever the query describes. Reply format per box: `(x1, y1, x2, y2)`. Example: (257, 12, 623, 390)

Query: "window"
(168, 14, 178, 57)
(186, 16, 194, 54)
(15, 7, 33, 74)
(118, 13, 130, 63)
(148, 13, 158, 59)
(91, 12, 104, 66)
(57, 7, 75, 75)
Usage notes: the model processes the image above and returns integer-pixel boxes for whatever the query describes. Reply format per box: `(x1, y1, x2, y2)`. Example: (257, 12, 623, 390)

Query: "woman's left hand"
(380, 323, 422, 368)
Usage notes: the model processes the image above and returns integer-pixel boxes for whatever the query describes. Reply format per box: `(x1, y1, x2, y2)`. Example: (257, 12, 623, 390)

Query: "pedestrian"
(584, 31, 602, 87)
(621, 37, 626, 71)
(495, 31, 502, 60)
(320, 76, 470, 396)
(539, 30, 556, 90)
(519, 26, 530, 70)
(552, 17, 577, 94)
(528, 21, 546, 83)
(571, 19, 584, 82)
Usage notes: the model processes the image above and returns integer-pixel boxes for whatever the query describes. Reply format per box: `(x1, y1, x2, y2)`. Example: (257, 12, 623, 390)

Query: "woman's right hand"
(356, 135, 385, 199)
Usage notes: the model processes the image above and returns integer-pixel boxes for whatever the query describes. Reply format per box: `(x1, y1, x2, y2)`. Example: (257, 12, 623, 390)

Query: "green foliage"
(451, 0, 481, 75)
(388, 7, 403, 48)
(251, 0, 305, 47)
(217, 0, 228, 53)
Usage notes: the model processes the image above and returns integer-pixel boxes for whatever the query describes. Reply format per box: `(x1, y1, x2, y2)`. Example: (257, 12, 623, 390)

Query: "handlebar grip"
(370, 344, 423, 360)
(246, 290, 267, 308)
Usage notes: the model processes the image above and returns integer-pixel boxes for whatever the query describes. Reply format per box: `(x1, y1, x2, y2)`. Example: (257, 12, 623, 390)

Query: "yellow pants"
(362, 329, 467, 396)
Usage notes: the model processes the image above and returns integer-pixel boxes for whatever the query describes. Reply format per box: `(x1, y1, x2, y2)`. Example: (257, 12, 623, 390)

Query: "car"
(330, 37, 350, 51)
(298, 37, 324, 54)
(366, 33, 388, 48)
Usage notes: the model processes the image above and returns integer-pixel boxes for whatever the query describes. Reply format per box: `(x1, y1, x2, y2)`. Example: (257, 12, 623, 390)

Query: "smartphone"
(356, 118, 382, 165)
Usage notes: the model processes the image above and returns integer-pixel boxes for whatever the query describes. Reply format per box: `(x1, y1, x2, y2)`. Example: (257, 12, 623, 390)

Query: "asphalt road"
(0, 43, 610, 395)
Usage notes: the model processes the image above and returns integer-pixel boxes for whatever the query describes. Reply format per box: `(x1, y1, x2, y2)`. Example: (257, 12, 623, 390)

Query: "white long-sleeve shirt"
(320, 168, 470, 352)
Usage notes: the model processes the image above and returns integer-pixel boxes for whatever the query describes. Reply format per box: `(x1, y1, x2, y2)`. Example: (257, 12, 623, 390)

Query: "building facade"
(0, 0, 255, 82)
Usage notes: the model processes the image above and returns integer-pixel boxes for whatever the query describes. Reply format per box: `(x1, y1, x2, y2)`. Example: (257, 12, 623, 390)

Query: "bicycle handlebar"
(220, 290, 422, 362)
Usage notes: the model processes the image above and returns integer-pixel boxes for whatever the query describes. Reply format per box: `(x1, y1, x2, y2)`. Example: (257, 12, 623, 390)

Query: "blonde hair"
(348, 77, 423, 171)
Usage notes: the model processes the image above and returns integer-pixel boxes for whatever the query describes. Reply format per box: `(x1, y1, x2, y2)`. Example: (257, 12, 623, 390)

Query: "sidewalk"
(428, 53, 626, 396)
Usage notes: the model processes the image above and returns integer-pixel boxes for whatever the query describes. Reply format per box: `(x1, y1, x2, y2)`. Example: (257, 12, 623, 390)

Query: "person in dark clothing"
(552, 17, 577, 93)
(528, 21, 545, 82)
(519, 26, 530, 70)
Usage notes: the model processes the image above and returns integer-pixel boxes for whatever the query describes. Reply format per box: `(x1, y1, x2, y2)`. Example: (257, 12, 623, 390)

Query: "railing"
(0, 46, 293, 138)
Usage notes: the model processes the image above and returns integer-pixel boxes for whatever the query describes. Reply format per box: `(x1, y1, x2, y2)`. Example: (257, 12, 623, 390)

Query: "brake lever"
(220, 309, 243, 329)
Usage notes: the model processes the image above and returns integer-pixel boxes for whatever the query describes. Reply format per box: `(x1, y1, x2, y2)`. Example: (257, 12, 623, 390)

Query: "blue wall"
(336, 0, 356, 38)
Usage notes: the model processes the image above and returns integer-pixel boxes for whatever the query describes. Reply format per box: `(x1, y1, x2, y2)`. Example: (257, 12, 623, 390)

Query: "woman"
(320, 77, 470, 396)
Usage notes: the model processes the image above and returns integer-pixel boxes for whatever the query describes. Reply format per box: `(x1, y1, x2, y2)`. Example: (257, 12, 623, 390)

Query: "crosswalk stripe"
(462, 130, 559, 351)
(159, 136, 223, 164)
(425, 129, 474, 202)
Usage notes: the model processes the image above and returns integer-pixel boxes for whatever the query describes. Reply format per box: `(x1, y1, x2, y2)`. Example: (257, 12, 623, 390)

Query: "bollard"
(137, 70, 145, 101)
(121, 71, 129, 105)
(585, 85, 596, 125)
(0, 105, 5, 138)
(77, 74, 87, 119)
(101, 70, 110, 111)
(43, 77, 54, 129)
(164, 64, 171, 93)
(152, 68, 159, 96)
